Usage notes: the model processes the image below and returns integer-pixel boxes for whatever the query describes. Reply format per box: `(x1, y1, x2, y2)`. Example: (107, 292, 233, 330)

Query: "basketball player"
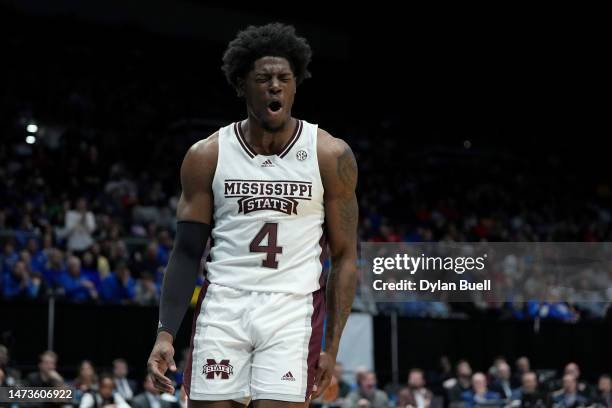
(147, 23, 358, 408)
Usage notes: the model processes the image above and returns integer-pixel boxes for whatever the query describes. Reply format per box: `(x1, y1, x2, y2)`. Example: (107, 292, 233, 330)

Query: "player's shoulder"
(316, 127, 354, 161)
(187, 131, 219, 160)
(316, 127, 357, 188)
(181, 131, 219, 181)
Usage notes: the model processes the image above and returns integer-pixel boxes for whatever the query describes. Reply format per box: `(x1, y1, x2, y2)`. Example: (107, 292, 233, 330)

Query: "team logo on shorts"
(203, 359, 233, 379)
(296, 150, 308, 161)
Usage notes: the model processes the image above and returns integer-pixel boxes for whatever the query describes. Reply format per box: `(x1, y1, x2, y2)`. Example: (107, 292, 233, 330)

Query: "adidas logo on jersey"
(261, 159, 274, 167)
(281, 371, 296, 381)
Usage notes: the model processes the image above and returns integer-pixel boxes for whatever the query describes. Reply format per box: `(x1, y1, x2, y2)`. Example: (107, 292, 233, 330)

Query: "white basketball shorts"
(183, 281, 325, 403)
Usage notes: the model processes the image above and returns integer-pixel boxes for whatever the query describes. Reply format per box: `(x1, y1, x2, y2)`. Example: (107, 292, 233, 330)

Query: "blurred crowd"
(2, 131, 611, 319)
(1, 344, 610, 408)
(319, 358, 612, 408)
(2, 11, 611, 320)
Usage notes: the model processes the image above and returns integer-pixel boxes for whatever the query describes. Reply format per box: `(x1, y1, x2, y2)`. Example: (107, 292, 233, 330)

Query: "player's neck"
(242, 116, 297, 155)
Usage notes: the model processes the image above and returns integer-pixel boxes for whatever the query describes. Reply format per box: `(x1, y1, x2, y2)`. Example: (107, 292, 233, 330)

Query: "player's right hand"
(147, 333, 177, 394)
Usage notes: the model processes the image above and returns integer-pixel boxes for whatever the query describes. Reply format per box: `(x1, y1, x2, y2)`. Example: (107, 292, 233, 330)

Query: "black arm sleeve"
(157, 220, 210, 338)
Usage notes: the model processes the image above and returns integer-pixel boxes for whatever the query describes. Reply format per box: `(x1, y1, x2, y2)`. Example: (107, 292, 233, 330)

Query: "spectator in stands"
(489, 361, 513, 400)
(527, 289, 579, 322)
(57, 256, 98, 302)
(18, 250, 47, 295)
(73, 360, 98, 405)
(343, 370, 389, 408)
(155, 229, 172, 266)
(81, 251, 100, 277)
(461, 372, 502, 408)
(112, 358, 137, 403)
(100, 262, 135, 304)
(26, 237, 47, 274)
(550, 374, 589, 407)
(25, 350, 64, 387)
(79, 373, 130, 408)
(512, 356, 531, 388)
(81, 251, 101, 285)
(335, 362, 352, 400)
(133, 242, 165, 281)
(396, 368, 433, 408)
(0, 345, 18, 386)
(593, 374, 611, 408)
(444, 359, 473, 403)
(90, 243, 111, 277)
(510, 371, 547, 408)
(488, 356, 507, 379)
(135, 271, 160, 305)
(43, 248, 65, 287)
(427, 356, 453, 397)
(2, 260, 44, 299)
(131, 373, 179, 408)
(1, 241, 18, 276)
(563, 362, 594, 399)
(64, 197, 96, 253)
(108, 239, 131, 271)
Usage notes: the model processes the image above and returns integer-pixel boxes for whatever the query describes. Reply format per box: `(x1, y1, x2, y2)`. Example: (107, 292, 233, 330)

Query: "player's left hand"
(310, 351, 335, 400)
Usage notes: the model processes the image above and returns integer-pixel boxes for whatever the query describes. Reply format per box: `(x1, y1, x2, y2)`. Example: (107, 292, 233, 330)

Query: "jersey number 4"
(249, 222, 283, 268)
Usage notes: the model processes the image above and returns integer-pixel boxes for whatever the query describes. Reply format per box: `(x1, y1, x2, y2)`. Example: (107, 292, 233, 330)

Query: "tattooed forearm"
(325, 254, 359, 358)
(338, 196, 358, 233)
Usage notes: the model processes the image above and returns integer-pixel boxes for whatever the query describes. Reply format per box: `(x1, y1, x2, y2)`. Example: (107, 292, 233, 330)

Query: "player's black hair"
(222, 23, 312, 90)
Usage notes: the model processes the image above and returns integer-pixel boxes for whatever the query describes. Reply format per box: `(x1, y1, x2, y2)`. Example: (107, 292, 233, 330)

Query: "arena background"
(1, 1, 610, 407)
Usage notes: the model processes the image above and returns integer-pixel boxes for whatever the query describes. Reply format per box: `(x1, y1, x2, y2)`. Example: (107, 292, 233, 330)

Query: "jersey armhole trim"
(313, 125, 325, 197)
(211, 125, 225, 197)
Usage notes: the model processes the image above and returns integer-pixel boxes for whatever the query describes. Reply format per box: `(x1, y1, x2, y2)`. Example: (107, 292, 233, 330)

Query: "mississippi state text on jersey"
(207, 119, 325, 294)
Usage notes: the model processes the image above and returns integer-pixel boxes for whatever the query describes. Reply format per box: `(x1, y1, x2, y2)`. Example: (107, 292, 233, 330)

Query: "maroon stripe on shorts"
(318, 227, 328, 288)
(305, 288, 326, 399)
(183, 280, 209, 398)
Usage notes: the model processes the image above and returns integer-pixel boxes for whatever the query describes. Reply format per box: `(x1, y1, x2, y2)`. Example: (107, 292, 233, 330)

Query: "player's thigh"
(186, 284, 252, 401)
(188, 400, 246, 408)
(250, 290, 324, 403)
(253, 400, 309, 408)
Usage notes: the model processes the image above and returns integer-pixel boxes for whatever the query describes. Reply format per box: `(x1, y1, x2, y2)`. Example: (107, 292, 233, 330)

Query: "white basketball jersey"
(207, 119, 325, 294)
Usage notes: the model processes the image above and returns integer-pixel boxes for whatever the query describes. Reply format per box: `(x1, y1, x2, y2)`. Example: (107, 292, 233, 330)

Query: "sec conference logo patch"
(203, 359, 233, 379)
(296, 149, 308, 161)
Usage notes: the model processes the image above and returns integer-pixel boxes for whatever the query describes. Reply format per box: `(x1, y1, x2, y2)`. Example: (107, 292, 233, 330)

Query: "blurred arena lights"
(463, 139, 472, 149)
(26, 123, 38, 133)
(25, 135, 36, 144)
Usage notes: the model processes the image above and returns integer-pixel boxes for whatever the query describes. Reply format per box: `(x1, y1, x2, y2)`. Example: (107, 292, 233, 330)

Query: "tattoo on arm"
(325, 144, 359, 357)
(336, 147, 358, 233)
(337, 146, 358, 187)
(325, 254, 358, 352)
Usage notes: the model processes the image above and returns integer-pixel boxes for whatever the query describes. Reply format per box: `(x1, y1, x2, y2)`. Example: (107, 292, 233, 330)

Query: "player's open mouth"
(268, 101, 282, 114)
